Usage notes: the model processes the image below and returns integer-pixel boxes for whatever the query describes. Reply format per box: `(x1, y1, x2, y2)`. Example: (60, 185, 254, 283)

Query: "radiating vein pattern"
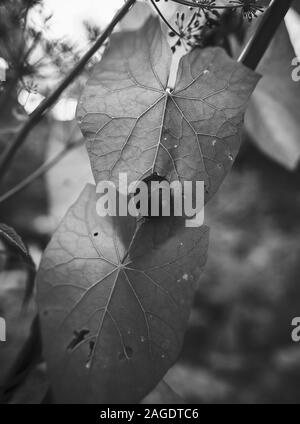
(37, 185, 209, 403)
(77, 17, 259, 202)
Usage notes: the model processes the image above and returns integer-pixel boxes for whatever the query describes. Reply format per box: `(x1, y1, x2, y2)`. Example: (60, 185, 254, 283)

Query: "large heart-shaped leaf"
(76, 17, 259, 202)
(36, 185, 209, 403)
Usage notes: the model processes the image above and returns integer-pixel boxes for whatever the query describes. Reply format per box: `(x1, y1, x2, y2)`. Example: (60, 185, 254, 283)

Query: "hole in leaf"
(67, 328, 90, 352)
(118, 346, 133, 361)
(85, 340, 95, 369)
(89, 340, 95, 353)
(93, 232, 99, 237)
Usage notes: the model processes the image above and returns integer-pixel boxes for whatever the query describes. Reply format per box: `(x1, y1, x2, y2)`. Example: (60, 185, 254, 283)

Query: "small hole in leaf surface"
(85, 340, 95, 369)
(67, 328, 90, 351)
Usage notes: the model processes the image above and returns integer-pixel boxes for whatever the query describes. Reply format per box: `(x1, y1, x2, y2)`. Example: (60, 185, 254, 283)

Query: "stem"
(0, 0, 136, 184)
(238, 0, 294, 70)
(0, 138, 84, 204)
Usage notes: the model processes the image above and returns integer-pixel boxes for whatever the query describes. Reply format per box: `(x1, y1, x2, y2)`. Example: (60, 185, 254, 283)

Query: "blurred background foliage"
(0, 0, 300, 403)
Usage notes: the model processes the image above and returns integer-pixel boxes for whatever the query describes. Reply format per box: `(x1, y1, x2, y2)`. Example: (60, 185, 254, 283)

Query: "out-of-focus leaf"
(45, 120, 94, 231)
(1, 316, 44, 403)
(36, 184, 209, 403)
(0, 270, 36, 399)
(0, 226, 39, 400)
(286, 8, 300, 57)
(7, 362, 49, 404)
(77, 18, 259, 203)
(293, 2, 300, 14)
(142, 380, 184, 404)
(0, 112, 49, 239)
(245, 23, 300, 169)
(0, 223, 35, 304)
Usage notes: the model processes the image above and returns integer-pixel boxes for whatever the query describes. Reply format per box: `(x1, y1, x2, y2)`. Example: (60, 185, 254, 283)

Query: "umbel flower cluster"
(152, 0, 265, 51)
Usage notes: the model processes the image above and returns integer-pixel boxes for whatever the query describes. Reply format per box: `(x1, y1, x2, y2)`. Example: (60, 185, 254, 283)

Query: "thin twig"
(238, 0, 294, 69)
(0, 138, 84, 204)
(0, 0, 137, 184)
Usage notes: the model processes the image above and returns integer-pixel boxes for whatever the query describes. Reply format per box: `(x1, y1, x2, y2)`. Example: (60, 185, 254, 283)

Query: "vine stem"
(0, 0, 137, 184)
(238, 0, 295, 69)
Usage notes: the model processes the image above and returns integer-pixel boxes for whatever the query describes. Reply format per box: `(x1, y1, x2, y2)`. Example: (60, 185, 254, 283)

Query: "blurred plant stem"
(0, 137, 84, 205)
(0, 0, 137, 184)
(239, 0, 295, 69)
